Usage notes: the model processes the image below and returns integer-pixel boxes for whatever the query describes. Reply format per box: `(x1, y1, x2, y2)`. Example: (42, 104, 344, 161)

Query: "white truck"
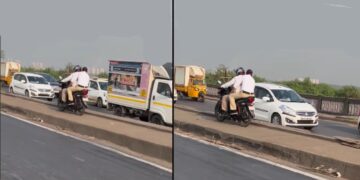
(107, 60, 173, 125)
(1, 61, 21, 86)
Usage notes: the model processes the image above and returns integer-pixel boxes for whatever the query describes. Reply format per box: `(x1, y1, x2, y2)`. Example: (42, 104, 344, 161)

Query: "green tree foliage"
(336, 86, 360, 98)
(0, 49, 5, 59)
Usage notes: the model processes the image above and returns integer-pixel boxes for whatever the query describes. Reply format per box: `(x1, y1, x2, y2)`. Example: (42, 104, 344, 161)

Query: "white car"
(254, 83, 319, 130)
(88, 78, 108, 108)
(10, 72, 55, 101)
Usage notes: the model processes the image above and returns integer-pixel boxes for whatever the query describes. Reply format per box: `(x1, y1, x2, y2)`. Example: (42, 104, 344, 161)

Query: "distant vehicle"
(107, 60, 173, 125)
(88, 78, 108, 108)
(175, 65, 206, 102)
(1, 61, 21, 86)
(35, 72, 61, 97)
(254, 83, 319, 130)
(9, 72, 55, 101)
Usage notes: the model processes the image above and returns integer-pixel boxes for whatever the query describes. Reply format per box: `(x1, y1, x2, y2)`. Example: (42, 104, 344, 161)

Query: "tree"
(0, 49, 5, 59)
(336, 86, 360, 98)
(97, 72, 108, 79)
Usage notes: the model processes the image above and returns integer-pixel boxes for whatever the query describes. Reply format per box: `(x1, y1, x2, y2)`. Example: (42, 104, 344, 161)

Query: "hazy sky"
(0, 0, 171, 69)
(175, 0, 360, 86)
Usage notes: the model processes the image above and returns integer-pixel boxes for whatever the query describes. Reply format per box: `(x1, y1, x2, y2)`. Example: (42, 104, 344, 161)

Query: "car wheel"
(198, 92, 205, 102)
(25, 90, 30, 98)
(150, 114, 164, 125)
(271, 113, 282, 125)
(96, 97, 103, 108)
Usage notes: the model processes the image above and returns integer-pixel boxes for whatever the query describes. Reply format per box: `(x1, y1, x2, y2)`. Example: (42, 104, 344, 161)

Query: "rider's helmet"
(73, 65, 81, 72)
(246, 69, 253, 76)
(236, 67, 245, 75)
(82, 66, 88, 72)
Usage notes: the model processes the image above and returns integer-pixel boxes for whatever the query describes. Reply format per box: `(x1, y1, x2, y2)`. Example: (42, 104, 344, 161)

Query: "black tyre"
(115, 106, 126, 116)
(96, 97, 103, 108)
(304, 126, 314, 130)
(198, 92, 205, 102)
(215, 101, 225, 122)
(150, 114, 164, 125)
(139, 115, 148, 121)
(238, 106, 251, 127)
(271, 113, 282, 125)
(57, 99, 65, 111)
(25, 90, 30, 98)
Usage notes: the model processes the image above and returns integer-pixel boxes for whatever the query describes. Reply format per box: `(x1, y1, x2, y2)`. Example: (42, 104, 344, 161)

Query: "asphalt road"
(176, 99, 360, 139)
(174, 135, 316, 180)
(0, 114, 171, 180)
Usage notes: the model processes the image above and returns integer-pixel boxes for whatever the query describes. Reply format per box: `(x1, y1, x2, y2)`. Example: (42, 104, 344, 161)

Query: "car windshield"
(27, 76, 48, 84)
(40, 74, 56, 82)
(99, 82, 108, 91)
(193, 79, 205, 85)
(271, 89, 305, 102)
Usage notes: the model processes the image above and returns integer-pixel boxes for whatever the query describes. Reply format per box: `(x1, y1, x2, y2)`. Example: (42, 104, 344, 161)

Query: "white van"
(254, 83, 319, 130)
(10, 72, 55, 101)
(88, 78, 108, 108)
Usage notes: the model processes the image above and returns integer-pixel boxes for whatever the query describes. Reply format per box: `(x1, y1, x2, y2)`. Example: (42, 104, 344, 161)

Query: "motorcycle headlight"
(279, 105, 296, 117)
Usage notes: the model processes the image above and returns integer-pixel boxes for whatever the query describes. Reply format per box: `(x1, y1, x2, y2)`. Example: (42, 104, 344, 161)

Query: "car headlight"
(279, 105, 296, 117)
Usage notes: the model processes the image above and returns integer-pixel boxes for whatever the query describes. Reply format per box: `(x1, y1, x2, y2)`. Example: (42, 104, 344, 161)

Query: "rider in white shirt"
(221, 67, 245, 113)
(60, 65, 81, 102)
(67, 66, 90, 102)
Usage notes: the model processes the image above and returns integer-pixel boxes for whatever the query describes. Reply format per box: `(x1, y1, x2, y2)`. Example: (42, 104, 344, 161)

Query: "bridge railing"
(206, 84, 360, 116)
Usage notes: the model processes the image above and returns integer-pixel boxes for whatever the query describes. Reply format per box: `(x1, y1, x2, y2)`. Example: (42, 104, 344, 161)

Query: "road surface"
(176, 99, 360, 139)
(174, 135, 317, 180)
(0, 113, 171, 180)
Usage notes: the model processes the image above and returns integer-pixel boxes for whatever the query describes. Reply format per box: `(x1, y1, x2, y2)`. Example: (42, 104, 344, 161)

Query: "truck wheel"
(115, 106, 126, 116)
(96, 97, 103, 108)
(150, 114, 164, 125)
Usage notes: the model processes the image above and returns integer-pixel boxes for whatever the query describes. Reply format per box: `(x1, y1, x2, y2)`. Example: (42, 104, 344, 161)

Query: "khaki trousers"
(67, 86, 84, 102)
(222, 91, 253, 111)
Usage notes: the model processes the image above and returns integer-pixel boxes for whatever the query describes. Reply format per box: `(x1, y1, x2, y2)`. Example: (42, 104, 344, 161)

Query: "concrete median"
(175, 108, 360, 179)
(0, 94, 172, 165)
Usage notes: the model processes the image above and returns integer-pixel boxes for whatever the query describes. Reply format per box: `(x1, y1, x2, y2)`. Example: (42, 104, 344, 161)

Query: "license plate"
(301, 117, 312, 120)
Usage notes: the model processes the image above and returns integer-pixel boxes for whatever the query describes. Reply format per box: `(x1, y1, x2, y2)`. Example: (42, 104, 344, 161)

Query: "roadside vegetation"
(206, 65, 360, 99)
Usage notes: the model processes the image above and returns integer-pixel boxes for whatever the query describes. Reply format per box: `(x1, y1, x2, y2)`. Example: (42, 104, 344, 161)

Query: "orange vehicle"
(1, 61, 21, 86)
(175, 65, 207, 102)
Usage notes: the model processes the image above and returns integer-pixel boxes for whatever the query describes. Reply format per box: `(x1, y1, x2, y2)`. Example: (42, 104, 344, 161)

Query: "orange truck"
(175, 65, 207, 102)
(1, 61, 21, 86)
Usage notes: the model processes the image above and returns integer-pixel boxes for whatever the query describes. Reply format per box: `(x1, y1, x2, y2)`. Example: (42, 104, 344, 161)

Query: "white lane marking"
(72, 156, 85, 162)
(176, 132, 327, 180)
(1, 112, 172, 173)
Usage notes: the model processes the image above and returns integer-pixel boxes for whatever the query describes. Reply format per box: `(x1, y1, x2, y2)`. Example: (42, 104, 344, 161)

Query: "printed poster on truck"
(108, 61, 150, 99)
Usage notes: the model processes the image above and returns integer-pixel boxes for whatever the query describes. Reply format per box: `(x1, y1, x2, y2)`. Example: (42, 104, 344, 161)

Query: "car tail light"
(82, 89, 88, 96)
(248, 96, 255, 103)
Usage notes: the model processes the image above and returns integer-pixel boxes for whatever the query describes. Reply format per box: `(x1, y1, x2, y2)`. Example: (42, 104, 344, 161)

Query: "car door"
(254, 87, 275, 122)
(12, 74, 21, 94)
(17, 74, 28, 95)
(150, 79, 173, 124)
(88, 80, 99, 103)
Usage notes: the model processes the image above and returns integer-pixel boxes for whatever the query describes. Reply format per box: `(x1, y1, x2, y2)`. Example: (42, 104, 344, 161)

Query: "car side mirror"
(262, 96, 271, 102)
(217, 80, 222, 85)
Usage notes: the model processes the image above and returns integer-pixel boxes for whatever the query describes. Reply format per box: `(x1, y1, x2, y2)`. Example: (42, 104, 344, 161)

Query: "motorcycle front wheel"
(214, 101, 225, 122)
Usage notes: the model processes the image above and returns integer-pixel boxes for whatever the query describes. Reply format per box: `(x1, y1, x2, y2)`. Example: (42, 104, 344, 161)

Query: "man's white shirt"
(77, 71, 90, 87)
(221, 75, 244, 93)
(61, 72, 80, 86)
(241, 75, 255, 93)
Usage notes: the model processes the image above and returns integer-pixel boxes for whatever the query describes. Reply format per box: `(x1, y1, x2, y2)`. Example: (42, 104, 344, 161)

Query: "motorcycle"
(214, 83, 255, 127)
(57, 81, 88, 115)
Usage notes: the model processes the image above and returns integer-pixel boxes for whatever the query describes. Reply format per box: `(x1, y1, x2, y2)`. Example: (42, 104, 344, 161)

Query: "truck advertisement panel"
(108, 61, 150, 99)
